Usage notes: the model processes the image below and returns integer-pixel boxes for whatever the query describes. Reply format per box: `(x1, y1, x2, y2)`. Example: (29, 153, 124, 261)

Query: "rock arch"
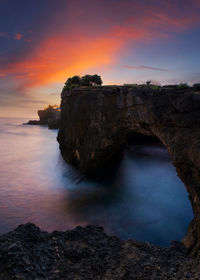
(57, 86, 200, 255)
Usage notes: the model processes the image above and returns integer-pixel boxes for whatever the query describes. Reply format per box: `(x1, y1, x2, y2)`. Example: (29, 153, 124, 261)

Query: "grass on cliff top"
(62, 83, 200, 93)
(103, 83, 200, 92)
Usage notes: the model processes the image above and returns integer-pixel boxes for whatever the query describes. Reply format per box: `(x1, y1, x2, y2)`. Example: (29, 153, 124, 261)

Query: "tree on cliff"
(193, 83, 200, 91)
(146, 80, 151, 86)
(63, 74, 102, 90)
(82, 74, 102, 86)
(65, 76, 82, 88)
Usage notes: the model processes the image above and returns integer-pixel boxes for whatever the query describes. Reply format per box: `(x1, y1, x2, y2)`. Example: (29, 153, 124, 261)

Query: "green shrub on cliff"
(123, 84, 138, 88)
(82, 74, 102, 86)
(150, 85, 161, 90)
(193, 83, 200, 91)
(62, 74, 102, 91)
(177, 83, 189, 89)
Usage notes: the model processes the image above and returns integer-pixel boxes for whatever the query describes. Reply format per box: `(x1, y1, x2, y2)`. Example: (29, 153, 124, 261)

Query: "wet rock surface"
(1, 223, 200, 280)
(57, 86, 200, 255)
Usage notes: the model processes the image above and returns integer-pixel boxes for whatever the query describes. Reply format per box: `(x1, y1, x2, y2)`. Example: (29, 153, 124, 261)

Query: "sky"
(0, 0, 200, 117)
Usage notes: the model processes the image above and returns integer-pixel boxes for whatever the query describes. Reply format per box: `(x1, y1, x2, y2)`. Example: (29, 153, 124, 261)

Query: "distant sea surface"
(0, 118, 193, 246)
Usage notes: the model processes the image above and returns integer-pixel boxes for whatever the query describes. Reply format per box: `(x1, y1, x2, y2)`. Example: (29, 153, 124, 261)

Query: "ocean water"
(0, 118, 193, 246)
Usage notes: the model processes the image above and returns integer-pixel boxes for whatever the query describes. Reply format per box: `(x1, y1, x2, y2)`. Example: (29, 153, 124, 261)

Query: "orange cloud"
(1, 32, 125, 89)
(14, 33, 23, 40)
(1, 0, 200, 91)
(0, 24, 161, 89)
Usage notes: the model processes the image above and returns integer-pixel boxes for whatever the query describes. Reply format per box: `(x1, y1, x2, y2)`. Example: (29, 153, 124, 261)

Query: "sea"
(0, 117, 193, 246)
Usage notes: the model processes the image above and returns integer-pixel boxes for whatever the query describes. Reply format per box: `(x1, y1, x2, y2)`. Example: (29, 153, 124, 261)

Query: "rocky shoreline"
(1, 223, 200, 280)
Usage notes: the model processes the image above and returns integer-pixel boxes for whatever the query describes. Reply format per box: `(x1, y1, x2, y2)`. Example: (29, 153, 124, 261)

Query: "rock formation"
(1, 222, 200, 279)
(26, 106, 60, 129)
(57, 86, 200, 255)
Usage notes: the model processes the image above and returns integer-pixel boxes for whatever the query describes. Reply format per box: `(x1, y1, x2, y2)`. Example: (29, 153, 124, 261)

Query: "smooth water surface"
(0, 118, 193, 246)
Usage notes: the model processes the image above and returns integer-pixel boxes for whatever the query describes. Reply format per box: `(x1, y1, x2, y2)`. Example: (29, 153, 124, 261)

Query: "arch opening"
(82, 132, 194, 247)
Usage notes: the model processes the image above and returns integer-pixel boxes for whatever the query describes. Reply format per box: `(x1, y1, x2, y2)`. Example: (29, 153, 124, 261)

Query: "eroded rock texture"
(26, 107, 60, 129)
(57, 86, 200, 255)
(1, 223, 200, 280)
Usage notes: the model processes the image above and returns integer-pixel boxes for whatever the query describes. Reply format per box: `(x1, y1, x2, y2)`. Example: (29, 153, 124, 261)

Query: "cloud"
(0, 0, 199, 91)
(24, 39, 32, 43)
(0, 0, 199, 117)
(14, 33, 23, 40)
(0, 32, 8, 37)
(124, 65, 170, 72)
(0, 31, 124, 89)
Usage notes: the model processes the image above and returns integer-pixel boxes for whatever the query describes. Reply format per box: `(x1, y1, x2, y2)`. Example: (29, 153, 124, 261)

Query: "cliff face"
(38, 108, 60, 129)
(57, 86, 200, 255)
(26, 107, 60, 129)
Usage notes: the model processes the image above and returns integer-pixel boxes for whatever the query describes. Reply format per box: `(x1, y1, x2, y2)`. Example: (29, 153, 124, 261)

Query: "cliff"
(1, 223, 200, 279)
(57, 86, 200, 256)
(26, 107, 60, 129)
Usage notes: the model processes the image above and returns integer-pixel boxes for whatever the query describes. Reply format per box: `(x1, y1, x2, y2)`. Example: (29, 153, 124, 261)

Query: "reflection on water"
(0, 118, 193, 246)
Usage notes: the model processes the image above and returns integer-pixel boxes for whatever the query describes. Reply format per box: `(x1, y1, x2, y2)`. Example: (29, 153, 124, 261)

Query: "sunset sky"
(0, 0, 200, 117)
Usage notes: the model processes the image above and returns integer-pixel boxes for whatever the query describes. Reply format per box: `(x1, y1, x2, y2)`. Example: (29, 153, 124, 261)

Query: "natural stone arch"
(58, 86, 200, 255)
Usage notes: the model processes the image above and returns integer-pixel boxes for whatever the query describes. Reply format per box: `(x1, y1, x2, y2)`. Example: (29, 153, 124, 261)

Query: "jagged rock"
(38, 108, 60, 127)
(26, 120, 40, 125)
(57, 86, 200, 256)
(26, 107, 60, 129)
(1, 223, 200, 280)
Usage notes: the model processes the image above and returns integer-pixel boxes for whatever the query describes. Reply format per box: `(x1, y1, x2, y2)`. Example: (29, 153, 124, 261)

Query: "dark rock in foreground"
(1, 223, 200, 280)
(57, 86, 200, 255)
(26, 106, 60, 129)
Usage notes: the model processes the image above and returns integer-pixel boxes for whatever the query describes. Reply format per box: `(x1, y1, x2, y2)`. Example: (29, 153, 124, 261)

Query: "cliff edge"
(57, 86, 200, 255)
(26, 106, 60, 129)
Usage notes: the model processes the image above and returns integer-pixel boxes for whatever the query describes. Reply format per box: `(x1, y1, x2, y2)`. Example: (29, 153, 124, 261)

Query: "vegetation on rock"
(26, 104, 60, 129)
(62, 74, 200, 94)
(177, 83, 189, 89)
(193, 83, 200, 91)
(44, 104, 60, 111)
(63, 74, 102, 91)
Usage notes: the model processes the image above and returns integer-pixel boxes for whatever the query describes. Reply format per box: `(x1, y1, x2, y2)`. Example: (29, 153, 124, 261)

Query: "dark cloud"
(124, 65, 170, 72)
